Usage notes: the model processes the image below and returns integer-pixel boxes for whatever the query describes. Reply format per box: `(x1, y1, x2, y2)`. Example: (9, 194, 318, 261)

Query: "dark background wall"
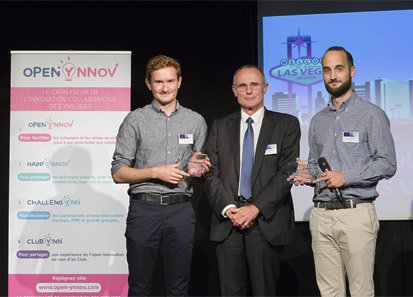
(1, 1, 413, 296)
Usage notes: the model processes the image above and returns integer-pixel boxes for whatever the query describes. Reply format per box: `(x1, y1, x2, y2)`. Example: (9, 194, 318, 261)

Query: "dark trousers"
(216, 223, 283, 296)
(125, 200, 195, 297)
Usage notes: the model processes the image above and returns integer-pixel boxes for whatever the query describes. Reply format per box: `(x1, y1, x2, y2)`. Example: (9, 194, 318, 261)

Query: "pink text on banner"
(11, 87, 130, 111)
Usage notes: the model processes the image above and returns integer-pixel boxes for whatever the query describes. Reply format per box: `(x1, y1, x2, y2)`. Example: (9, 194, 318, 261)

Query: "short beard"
(325, 78, 352, 98)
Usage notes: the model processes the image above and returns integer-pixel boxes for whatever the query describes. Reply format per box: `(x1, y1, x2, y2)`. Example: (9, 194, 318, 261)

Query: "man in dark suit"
(204, 65, 300, 296)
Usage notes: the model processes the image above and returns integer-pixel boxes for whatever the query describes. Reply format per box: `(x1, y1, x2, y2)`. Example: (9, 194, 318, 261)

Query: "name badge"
(178, 133, 193, 144)
(342, 131, 359, 143)
(265, 143, 277, 155)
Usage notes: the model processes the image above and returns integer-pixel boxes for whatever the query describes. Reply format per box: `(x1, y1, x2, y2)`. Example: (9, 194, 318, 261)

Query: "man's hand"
(187, 152, 212, 177)
(230, 204, 260, 230)
(225, 207, 238, 221)
(314, 171, 345, 188)
(153, 162, 189, 184)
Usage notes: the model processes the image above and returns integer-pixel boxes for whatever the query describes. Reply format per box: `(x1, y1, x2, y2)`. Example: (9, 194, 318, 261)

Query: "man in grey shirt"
(111, 55, 209, 296)
(293, 46, 396, 297)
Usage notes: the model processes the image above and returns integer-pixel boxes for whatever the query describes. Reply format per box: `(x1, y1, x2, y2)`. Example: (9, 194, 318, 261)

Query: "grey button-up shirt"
(111, 100, 207, 196)
(308, 92, 397, 201)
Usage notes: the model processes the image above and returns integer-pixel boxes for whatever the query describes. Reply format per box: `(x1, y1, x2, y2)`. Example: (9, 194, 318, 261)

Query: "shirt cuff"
(343, 169, 359, 186)
(222, 204, 236, 217)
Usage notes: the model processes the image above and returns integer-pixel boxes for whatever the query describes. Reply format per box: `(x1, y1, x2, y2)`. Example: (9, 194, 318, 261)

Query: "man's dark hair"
(322, 46, 354, 67)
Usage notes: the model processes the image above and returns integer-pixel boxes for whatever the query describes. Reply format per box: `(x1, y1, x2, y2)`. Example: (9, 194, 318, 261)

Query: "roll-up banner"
(9, 51, 131, 296)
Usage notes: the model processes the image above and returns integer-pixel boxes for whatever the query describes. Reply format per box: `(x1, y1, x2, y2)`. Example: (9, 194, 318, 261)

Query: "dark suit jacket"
(204, 108, 300, 245)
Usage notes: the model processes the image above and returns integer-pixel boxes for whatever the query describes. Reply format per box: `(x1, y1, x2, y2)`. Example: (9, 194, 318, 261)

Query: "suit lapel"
(228, 113, 241, 179)
(252, 110, 276, 185)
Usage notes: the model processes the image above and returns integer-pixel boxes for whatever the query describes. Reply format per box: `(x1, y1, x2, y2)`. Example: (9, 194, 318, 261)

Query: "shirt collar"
(151, 100, 180, 115)
(327, 92, 357, 111)
(241, 106, 265, 124)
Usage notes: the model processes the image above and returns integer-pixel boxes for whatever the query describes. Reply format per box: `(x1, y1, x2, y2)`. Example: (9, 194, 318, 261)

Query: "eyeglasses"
(234, 82, 265, 92)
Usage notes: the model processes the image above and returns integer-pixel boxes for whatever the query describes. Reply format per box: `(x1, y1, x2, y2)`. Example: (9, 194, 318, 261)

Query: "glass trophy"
(179, 152, 207, 177)
(288, 159, 319, 184)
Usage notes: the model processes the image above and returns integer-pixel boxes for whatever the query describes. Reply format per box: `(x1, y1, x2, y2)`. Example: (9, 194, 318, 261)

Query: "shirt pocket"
(341, 131, 369, 158)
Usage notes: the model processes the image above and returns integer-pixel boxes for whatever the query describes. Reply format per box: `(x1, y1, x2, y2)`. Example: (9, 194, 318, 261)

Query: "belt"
(130, 193, 190, 205)
(314, 199, 373, 210)
(237, 196, 252, 206)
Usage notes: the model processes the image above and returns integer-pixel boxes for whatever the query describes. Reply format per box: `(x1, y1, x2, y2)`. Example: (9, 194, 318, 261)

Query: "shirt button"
(334, 133, 337, 136)
(168, 134, 171, 137)
(336, 116, 340, 119)
(168, 151, 171, 154)
(333, 150, 336, 154)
